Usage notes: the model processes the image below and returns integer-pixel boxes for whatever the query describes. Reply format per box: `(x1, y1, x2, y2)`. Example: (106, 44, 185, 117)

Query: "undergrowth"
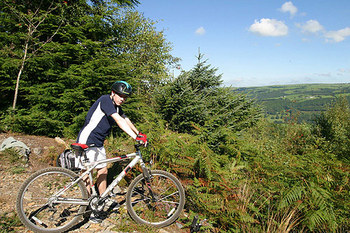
(0, 213, 22, 232)
(0, 148, 27, 174)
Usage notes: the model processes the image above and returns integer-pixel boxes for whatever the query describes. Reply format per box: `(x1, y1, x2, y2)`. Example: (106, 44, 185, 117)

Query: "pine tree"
(156, 53, 261, 149)
(0, 1, 177, 136)
(314, 97, 350, 161)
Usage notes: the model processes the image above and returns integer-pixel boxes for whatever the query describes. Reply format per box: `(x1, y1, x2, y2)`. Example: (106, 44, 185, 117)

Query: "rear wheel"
(126, 170, 185, 227)
(16, 167, 88, 233)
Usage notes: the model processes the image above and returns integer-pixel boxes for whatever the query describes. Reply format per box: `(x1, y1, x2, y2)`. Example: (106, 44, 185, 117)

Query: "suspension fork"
(142, 165, 156, 201)
(138, 150, 156, 201)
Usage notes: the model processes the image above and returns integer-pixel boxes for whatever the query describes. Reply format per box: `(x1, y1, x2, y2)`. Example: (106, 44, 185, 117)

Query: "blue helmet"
(111, 81, 132, 97)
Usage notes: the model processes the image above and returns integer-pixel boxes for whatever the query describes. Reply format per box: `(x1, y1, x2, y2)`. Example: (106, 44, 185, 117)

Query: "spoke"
(153, 181, 173, 195)
(126, 171, 185, 227)
(133, 187, 146, 196)
(157, 191, 179, 202)
(131, 196, 152, 204)
(26, 204, 49, 208)
(24, 197, 48, 200)
(167, 208, 176, 217)
(158, 200, 179, 205)
(18, 169, 88, 232)
(31, 216, 48, 228)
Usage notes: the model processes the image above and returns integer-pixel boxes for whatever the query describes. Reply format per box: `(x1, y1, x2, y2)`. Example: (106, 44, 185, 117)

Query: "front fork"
(140, 161, 156, 201)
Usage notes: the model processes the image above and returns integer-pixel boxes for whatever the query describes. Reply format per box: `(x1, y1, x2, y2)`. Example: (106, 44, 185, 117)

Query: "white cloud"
(195, 26, 206, 35)
(280, 1, 298, 17)
(297, 20, 324, 34)
(249, 18, 288, 37)
(296, 20, 350, 43)
(337, 68, 350, 74)
(315, 72, 332, 77)
(337, 69, 350, 76)
(325, 27, 350, 42)
(232, 78, 244, 84)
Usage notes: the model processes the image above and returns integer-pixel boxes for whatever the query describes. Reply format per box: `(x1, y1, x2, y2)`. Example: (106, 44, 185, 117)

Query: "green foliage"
(0, 2, 176, 137)
(2, 108, 65, 137)
(155, 53, 261, 148)
(0, 213, 22, 232)
(313, 97, 350, 161)
(131, 124, 250, 231)
(1, 2, 349, 232)
(238, 83, 350, 123)
(278, 182, 337, 231)
(235, 118, 350, 232)
(0, 148, 27, 174)
(11, 166, 26, 174)
(1, 148, 23, 163)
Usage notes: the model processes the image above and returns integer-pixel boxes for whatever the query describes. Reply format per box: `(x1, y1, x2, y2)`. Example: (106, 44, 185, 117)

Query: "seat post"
(71, 143, 90, 163)
(82, 150, 89, 163)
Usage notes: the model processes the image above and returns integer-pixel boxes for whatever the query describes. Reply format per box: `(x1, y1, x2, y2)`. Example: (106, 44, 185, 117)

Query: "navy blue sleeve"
(118, 106, 127, 118)
(100, 95, 117, 116)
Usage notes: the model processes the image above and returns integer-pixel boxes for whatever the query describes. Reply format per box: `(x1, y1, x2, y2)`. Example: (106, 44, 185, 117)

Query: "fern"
(279, 184, 305, 209)
(277, 181, 337, 232)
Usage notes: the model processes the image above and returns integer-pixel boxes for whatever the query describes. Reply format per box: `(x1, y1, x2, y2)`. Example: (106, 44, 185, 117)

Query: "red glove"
(136, 132, 148, 146)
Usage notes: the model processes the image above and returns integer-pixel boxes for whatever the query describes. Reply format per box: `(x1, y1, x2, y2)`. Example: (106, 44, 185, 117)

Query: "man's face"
(113, 93, 127, 106)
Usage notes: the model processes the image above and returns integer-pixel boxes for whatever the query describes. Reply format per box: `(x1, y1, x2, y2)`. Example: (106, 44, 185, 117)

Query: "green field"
(237, 83, 350, 123)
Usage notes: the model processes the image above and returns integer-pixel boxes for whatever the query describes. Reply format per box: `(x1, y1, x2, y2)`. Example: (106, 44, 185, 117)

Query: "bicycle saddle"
(71, 143, 89, 156)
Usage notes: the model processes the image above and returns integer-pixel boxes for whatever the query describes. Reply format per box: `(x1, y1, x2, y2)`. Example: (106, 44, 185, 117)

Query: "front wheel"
(16, 167, 89, 233)
(126, 170, 185, 228)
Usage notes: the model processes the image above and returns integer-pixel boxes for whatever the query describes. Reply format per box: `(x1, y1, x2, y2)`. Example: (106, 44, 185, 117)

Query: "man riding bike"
(75, 80, 147, 222)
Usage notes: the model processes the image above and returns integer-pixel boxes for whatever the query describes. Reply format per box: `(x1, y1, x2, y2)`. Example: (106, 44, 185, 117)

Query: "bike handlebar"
(135, 141, 148, 150)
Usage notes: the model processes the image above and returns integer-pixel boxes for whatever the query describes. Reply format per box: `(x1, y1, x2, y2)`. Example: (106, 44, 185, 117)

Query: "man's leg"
(81, 170, 92, 196)
(96, 166, 120, 212)
(89, 168, 106, 224)
(96, 167, 108, 195)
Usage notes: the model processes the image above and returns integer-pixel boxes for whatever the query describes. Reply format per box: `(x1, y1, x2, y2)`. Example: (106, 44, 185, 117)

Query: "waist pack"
(56, 149, 80, 172)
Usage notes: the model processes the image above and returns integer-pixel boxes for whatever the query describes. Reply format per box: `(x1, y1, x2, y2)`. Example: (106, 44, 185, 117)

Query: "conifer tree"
(0, 0, 68, 111)
(0, 1, 177, 136)
(156, 53, 261, 142)
(314, 96, 350, 161)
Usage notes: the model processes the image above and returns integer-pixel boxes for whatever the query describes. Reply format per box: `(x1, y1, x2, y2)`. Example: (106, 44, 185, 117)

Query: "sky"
(136, 0, 350, 87)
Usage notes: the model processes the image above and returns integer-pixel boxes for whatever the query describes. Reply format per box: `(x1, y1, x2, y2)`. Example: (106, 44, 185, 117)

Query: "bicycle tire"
(16, 167, 89, 233)
(126, 170, 185, 227)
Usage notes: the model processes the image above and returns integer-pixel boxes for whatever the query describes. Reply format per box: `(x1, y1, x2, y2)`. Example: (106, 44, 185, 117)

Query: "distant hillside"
(236, 83, 350, 123)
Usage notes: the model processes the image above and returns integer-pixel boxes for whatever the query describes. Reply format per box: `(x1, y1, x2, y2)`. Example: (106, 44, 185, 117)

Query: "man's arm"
(111, 113, 137, 139)
(124, 117, 139, 135)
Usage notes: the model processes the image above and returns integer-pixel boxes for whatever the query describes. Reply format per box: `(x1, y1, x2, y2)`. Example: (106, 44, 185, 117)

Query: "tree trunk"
(12, 40, 29, 110)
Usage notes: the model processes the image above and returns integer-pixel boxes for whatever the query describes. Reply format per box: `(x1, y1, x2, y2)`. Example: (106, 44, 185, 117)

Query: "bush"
(1, 109, 64, 137)
(236, 119, 350, 232)
(0, 213, 22, 232)
(313, 97, 350, 161)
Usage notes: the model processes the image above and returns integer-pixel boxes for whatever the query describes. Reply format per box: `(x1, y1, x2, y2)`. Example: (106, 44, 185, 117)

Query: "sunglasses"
(116, 93, 128, 99)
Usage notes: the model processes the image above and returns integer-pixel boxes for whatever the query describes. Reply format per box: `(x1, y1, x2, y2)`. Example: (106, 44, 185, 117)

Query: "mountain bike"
(16, 143, 185, 233)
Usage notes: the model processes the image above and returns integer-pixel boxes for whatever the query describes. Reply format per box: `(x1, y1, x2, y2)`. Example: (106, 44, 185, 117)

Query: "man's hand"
(136, 132, 148, 147)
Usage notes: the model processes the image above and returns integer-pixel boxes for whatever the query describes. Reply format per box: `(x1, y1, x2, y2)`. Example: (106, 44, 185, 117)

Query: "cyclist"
(75, 80, 147, 222)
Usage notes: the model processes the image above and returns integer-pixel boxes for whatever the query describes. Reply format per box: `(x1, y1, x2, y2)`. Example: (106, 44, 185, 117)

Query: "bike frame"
(52, 147, 148, 206)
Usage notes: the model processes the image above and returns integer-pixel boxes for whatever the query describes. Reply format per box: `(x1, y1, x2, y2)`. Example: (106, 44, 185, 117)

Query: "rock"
(159, 229, 170, 233)
(32, 147, 42, 155)
(55, 137, 68, 147)
(176, 222, 184, 229)
(0, 137, 30, 161)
